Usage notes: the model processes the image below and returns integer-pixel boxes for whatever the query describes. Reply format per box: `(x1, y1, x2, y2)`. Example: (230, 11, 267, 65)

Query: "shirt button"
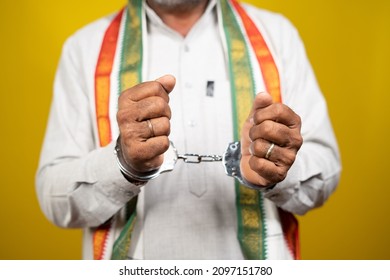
(188, 120, 197, 127)
(184, 45, 190, 52)
(185, 82, 192, 88)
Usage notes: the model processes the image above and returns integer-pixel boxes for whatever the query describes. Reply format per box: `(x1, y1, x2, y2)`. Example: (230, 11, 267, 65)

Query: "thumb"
(253, 92, 273, 111)
(247, 92, 273, 123)
(155, 74, 176, 94)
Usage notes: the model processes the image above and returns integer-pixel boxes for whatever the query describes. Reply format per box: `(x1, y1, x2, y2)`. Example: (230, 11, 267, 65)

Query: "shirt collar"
(143, 0, 218, 37)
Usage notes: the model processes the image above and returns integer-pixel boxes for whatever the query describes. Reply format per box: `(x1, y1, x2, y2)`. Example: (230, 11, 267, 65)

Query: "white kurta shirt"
(36, 0, 341, 259)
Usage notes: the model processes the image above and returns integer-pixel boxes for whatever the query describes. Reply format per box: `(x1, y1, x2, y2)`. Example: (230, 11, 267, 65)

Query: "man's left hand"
(240, 92, 303, 188)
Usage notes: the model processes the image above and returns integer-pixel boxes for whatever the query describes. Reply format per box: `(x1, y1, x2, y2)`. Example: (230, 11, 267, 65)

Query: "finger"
(248, 92, 273, 119)
(120, 80, 170, 104)
(249, 138, 272, 158)
(119, 120, 150, 141)
(250, 140, 296, 167)
(249, 120, 301, 148)
(134, 96, 172, 121)
(117, 96, 171, 129)
(119, 117, 170, 141)
(155, 74, 176, 94)
(144, 117, 170, 138)
(135, 136, 170, 169)
(124, 74, 176, 102)
(123, 136, 170, 172)
(253, 103, 301, 128)
(248, 157, 288, 185)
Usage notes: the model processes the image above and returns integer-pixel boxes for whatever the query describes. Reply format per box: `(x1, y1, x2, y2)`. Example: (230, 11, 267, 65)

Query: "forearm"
(36, 142, 141, 228)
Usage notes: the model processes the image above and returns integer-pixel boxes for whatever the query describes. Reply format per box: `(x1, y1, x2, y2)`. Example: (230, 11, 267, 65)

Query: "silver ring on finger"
(265, 143, 275, 160)
(146, 119, 155, 138)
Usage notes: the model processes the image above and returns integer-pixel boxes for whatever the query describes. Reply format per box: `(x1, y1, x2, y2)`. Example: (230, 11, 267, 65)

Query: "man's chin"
(148, 0, 203, 9)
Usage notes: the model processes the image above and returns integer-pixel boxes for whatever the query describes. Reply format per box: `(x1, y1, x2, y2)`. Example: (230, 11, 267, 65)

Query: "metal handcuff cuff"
(114, 138, 261, 189)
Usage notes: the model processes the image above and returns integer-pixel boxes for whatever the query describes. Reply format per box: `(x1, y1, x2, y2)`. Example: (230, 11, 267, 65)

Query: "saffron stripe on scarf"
(93, 9, 125, 260)
(230, 0, 282, 103)
(95, 9, 124, 148)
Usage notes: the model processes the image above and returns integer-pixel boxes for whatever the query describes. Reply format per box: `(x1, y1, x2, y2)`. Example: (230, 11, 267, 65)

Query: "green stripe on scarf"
(220, 0, 266, 260)
(112, 0, 143, 260)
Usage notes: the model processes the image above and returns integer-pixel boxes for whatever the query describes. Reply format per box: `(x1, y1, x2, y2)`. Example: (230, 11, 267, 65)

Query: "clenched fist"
(116, 75, 176, 174)
(240, 92, 303, 188)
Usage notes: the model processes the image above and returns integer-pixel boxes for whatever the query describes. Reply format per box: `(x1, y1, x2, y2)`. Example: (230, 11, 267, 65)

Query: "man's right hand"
(116, 75, 176, 174)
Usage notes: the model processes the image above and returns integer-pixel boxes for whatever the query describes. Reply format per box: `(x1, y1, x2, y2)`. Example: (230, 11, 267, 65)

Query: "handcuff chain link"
(177, 153, 223, 163)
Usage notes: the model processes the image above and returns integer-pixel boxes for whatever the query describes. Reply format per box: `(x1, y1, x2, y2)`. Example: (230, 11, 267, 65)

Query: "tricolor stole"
(93, 0, 300, 260)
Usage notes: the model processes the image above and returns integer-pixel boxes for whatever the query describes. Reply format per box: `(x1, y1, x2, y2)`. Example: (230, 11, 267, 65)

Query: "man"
(36, 0, 341, 260)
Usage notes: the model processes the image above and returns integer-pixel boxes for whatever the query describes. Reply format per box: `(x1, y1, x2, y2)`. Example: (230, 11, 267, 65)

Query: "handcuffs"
(115, 138, 260, 189)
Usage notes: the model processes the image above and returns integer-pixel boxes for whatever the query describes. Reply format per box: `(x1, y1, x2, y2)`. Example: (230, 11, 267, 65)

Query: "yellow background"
(0, 0, 389, 259)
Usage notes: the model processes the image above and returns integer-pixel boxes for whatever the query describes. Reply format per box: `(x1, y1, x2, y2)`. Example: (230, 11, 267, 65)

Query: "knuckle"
(249, 125, 258, 141)
(261, 120, 274, 136)
(166, 104, 172, 119)
(253, 110, 262, 124)
(288, 133, 303, 148)
(163, 118, 171, 135)
(288, 151, 297, 166)
(295, 114, 302, 126)
(117, 105, 137, 124)
(154, 96, 166, 108)
(119, 121, 139, 139)
(118, 90, 129, 104)
(118, 93, 125, 105)
(152, 97, 170, 117)
(285, 135, 293, 147)
(144, 156, 164, 171)
(116, 109, 127, 124)
(118, 89, 137, 105)
(284, 131, 302, 148)
(160, 136, 170, 151)
(283, 150, 296, 167)
(262, 178, 272, 187)
(249, 156, 264, 172)
(274, 103, 284, 117)
(252, 140, 263, 156)
(148, 81, 163, 94)
(255, 176, 271, 188)
(274, 168, 287, 182)
(296, 134, 303, 147)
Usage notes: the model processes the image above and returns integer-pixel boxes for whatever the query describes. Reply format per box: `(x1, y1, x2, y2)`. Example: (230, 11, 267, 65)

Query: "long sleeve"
(36, 35, 141, 228)
(248, 11, 342, 215)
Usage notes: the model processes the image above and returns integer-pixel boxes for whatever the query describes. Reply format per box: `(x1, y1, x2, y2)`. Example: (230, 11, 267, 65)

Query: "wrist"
(114, 136, 160, 185)
(223, 141, 267, 190)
